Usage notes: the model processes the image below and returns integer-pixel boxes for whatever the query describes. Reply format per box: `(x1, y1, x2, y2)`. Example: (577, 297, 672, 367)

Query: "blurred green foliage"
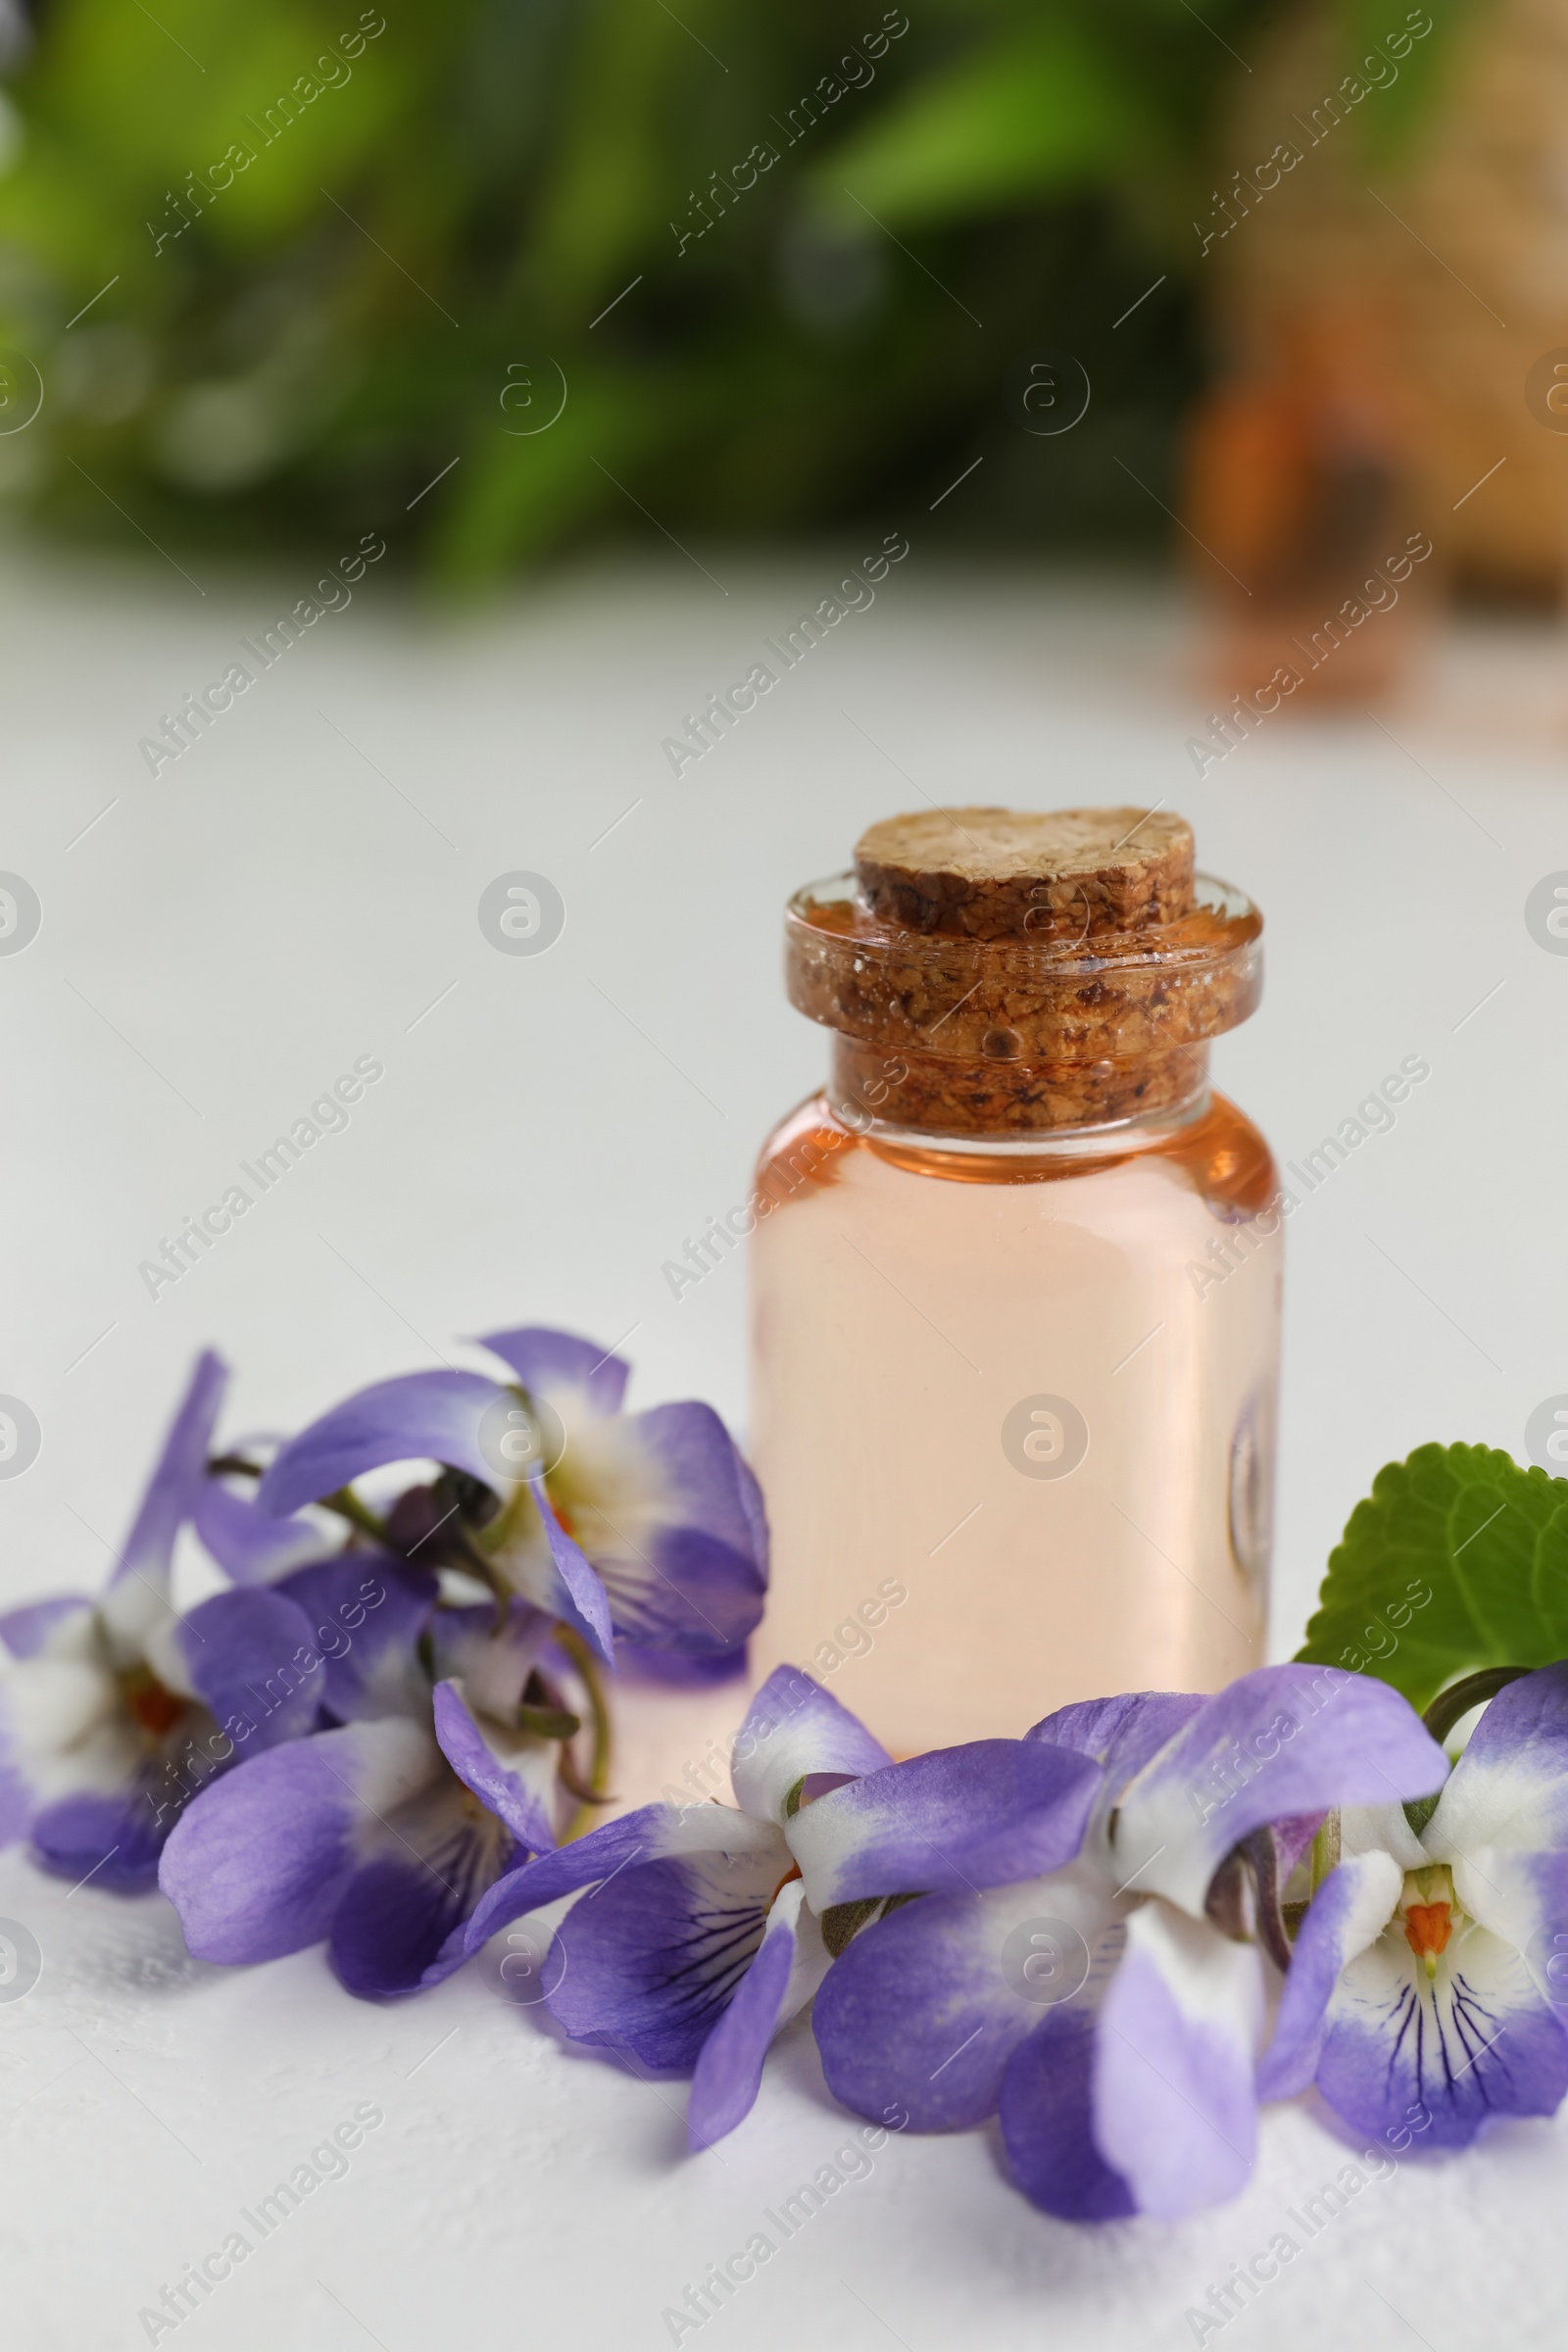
(0, 0, 1452, 580)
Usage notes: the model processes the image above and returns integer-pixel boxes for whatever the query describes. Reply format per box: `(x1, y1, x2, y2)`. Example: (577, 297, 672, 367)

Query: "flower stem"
(208, 1452, 262, 1478)
(1421, 1665, 1529, 1746)
(322, 1485, 392, 1545)
(555, 1626, 612, 1841)
(213, 1456, 389, 1548)
(1309, 1809, 1341, 1894)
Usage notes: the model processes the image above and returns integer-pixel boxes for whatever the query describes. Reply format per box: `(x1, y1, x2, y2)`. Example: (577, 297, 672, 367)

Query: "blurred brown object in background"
(1184, 299, 1427, 705)
(1193, 0, 1568, 628)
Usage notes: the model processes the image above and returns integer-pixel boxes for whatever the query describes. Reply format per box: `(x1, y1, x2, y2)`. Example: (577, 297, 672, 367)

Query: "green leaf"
(1297, 1443, 1568, 1711)
(812, 22, 1166, 230)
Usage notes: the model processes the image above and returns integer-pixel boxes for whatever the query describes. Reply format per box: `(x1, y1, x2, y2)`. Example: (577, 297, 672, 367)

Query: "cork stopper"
(855, 806, 1195, 941)
(784, 806, 1262, 1136)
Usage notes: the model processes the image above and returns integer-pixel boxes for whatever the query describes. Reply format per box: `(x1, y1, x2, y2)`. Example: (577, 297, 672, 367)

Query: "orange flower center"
(1403, 1901, 1452, 1963)
(1397, 1865, 1462, 1980)
(122, 1666, 186, 1740)
(769, 1864, 803, 1910)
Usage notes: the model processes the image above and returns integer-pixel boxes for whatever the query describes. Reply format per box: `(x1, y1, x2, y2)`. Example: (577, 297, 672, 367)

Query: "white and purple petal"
(431, 1680, 556, 1852)
(1110, 1666, 1447, 1919)
(30, 1786, 170, 1892)
(785, 1740, 1101, 1912)
(193, 1475, 338, 1585)
(0, 1614, 112, 1847)
(1423, 1662, 1568, 1863)
(274, 1555, 436, 1725)
(257, 1371, 505, 1516)
(544, 1838, 795, 2073)
(0, 1645, 140, 1824)
(1315, 1918, 1568, 2148)
(550, 1401, 766, 1656)
(1340, 1799, 1430, 1871)
(329, 1773, 518, 1999)
(466, 1800, 785, 1950)
(479, 1325, 630, 1420)
(1271, 1810, 1328, 1883)
(0, 1595, 94, 1658)
(686, 1881, 828, 2147)
(114, 1349, 228, 1583)
(730, 1666, 892, 1827)
(1000, 2004, 1137, 2223)
(1092, 1900, 1264, 2218)
(520, 1477, 614, 1662)
(468, 1803, 670, 1947)
(158, 1718, 440, 1962)
(1026, 1690, 1208, 1856)
(429, 1596, 555, 1717)
(813, 1865, 1118, 2131)
(1449, 1846, 1568, 1990)
(99, 1350, 227, 1656)
(174, 1587, 327, 1750)
(1256, 1849, 1404, 2100)
(592, 1524, 765, 1654)
(1027, 1690, 1206, 1789)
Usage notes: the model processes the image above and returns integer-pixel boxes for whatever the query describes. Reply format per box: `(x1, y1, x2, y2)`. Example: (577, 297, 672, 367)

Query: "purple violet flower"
(464, 1666, 1102, 2147)
(158, 1558, 569, 1997)
(1260, 1663, 1568, 2145)
(811, 1667, 1447, 2221)
(255, 1326, 767, 1665)
(191, 1456, 343, 1586)
(0, 1353, 327, 1890)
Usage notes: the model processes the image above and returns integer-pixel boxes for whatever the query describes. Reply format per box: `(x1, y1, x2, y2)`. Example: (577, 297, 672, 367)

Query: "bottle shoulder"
(754, 1090, 1276, 1213)
(754, 1095, 859, 1201)
(1150, 1093, 1277, 1217)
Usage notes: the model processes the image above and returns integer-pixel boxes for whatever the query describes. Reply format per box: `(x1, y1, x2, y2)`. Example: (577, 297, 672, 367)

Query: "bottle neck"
(827, 1036, 1213, 1152)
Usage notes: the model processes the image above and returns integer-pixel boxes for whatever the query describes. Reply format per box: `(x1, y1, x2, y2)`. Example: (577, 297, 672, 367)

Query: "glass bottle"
(747, 808, 1282, 1754)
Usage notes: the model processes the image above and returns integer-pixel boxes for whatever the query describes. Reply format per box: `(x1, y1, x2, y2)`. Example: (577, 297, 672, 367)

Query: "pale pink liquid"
(748, 1092, 1280, 1753)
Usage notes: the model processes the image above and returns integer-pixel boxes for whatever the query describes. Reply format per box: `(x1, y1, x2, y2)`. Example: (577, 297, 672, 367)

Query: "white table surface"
(4, 538, 1567, 2350)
